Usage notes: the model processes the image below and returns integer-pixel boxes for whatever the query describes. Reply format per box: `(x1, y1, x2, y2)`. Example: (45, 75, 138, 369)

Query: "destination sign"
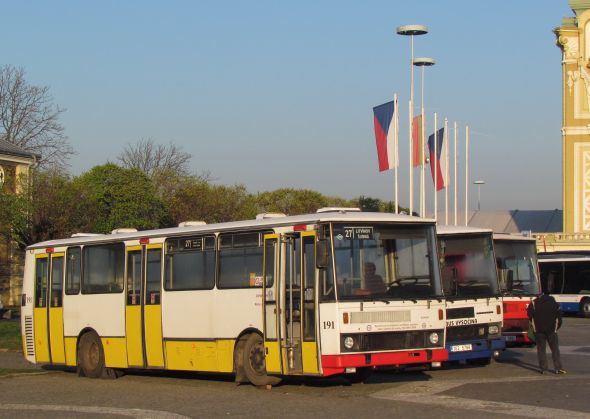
(167, 237, 203, 252)
(342, 226, 374, 240)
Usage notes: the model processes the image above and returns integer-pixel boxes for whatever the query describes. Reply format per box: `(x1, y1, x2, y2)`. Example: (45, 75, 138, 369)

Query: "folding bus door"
(263, 234, 282, 374)
(33, 252, 66, 364)
(278, 231, 320, 375)
(125, 244, 165, 368)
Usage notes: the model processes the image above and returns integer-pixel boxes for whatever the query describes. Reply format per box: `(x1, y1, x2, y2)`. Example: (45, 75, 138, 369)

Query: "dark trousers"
(535, 331, 563, 371)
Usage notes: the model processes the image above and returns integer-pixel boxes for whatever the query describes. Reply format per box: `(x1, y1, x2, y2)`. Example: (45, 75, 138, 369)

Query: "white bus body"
(21, 211, 447, 385)
(538, 252, 590, 317)
(437, 226, 504, 364)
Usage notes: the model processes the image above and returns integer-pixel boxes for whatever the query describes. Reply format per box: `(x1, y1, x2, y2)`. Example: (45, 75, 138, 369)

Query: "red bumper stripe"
(321, 348, 448, 376)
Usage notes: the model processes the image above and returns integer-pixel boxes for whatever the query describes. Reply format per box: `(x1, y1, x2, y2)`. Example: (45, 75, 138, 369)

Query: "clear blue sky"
(0, 0, 572, 211)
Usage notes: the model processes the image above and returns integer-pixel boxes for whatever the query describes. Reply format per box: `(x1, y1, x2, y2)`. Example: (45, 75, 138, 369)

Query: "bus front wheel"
(581, 299, 590, 318)
(242, 333, 281, 386)
(78, 331, 105, 378)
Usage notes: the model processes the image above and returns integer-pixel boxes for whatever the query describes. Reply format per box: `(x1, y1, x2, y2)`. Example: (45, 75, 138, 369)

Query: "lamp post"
(474, 180, 485, 211)
(413, 57, 435, 217)
(397, 24, 428, 216)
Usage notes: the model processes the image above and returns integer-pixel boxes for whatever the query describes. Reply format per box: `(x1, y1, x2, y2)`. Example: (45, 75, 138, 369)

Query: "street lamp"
(413, 57, 435, 217)
(474, 180, 485, 211)
(397, 24, 428, 217)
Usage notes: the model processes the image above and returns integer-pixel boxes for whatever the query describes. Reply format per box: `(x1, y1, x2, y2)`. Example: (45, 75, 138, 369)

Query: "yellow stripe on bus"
(101, 337, 128, 368)
(125, 305, 143, 367)
(64, 337, 77, 366)
(264, 341, 282, 373)
(33, 307, 49, 363)
(144, 304, 165, 367)
(49, 307, 65, 364)
(165, 340, 234, 372)
(302, 341, 319, 374)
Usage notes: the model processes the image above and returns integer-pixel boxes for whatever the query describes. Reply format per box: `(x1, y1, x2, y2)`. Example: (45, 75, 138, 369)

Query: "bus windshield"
(439, 234, 499, 298)
(331, 223, 441, 301)
(494, 241, 540, 296)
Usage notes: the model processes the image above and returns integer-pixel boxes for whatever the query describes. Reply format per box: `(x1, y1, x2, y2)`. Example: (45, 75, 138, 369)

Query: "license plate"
(505, 336, 516, 342)
(450, 344, 473, 352)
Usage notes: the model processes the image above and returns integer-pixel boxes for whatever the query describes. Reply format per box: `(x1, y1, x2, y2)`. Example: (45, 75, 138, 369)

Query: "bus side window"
(65, 247, 81, 295)
(218, 232, 267, 289)
(51, 257, 64, 307)
(35, 257, 49, 307)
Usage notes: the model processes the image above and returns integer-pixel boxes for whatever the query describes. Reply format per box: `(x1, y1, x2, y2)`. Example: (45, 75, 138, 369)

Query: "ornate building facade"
(555, 1, 590, 233)
(0, 139, 38, 308)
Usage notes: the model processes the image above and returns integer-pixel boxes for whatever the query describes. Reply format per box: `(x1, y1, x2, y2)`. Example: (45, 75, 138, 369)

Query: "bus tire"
(242, 333, 281, 386)
(78, 331, 105, 378)
(346, 367, 373, 384)
(581, 298, 590, 318)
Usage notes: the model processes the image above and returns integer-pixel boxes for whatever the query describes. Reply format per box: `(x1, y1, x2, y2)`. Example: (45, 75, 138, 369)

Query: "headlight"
(429, 332, 439, 344)
(488, 325, 500, 335)
(344, 336, 354, 349)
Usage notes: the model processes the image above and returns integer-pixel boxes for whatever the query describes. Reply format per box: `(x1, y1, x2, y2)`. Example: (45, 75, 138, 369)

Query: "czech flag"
(428, 127, 446, 191)
(373, 100, 397, 172)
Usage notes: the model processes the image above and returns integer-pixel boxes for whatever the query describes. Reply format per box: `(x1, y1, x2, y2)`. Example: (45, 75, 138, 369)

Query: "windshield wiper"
(370, 297, 390, 304)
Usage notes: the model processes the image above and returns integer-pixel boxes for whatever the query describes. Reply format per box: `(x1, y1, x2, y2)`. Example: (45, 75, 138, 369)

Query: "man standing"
(527, 291, 566, 374)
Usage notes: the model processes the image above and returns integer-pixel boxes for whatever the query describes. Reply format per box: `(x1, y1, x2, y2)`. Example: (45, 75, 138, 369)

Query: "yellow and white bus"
(20, 209, 447, 385)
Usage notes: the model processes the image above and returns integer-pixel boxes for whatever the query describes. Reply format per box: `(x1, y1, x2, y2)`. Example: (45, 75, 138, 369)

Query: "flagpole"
(434, 112, 438, 221)
(454, 121, 458, 225)
(394, 94, 399, 214)
(413, 57, 435, 217)
(421, 105, 425, 217)
(397, 25, 428, 216)
(445, 118, 449, 223)
(465, 125, 469, 226)
(409, 99, 413, 216)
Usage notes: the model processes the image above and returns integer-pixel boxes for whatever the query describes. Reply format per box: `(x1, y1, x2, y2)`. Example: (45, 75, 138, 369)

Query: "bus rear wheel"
(242, 333, 281, 386)
(78, 331, 105, 378)
(581, 299, 590, 318)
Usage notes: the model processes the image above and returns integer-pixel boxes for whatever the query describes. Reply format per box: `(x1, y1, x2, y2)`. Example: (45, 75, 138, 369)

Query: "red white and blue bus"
(493, 233, 541, 345)
(437, 226, 504, 364)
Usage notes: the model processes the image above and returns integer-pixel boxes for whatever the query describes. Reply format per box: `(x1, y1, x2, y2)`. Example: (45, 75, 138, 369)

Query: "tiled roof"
(0, 138, 40, 160)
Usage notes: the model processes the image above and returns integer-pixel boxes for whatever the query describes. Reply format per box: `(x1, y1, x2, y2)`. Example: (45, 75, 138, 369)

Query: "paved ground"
(0, 316, 588, 418)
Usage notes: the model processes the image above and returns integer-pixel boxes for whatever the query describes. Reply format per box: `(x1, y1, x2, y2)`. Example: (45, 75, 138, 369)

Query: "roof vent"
(256, 213, 287, 220)
(316, 207, 361, 214)
(71, 233, 103, 238)
(178, 221, 207, 227)
(111, 228, 138, 234)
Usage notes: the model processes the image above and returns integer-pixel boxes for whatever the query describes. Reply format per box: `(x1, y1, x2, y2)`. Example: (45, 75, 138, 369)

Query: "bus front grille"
(24, 316, 34, 356)
(340, 329, 444, 352)
(446, 324, 488, 341)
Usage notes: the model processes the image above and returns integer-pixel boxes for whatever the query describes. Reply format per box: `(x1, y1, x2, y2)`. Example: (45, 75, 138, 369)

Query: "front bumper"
(320, 348, 448, 376)
(446, 337, 505, 361)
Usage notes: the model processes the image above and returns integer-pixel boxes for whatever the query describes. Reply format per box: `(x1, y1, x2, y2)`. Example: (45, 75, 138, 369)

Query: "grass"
(0, 320, 22, 351)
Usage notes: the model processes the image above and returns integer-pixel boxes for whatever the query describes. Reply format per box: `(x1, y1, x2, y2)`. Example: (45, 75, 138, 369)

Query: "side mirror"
(316, 239, 328, 269)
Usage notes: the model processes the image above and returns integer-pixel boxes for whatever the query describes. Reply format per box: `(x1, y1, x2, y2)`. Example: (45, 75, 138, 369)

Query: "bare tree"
(118, 138, 192, 177)
(0, 65, 73, 169)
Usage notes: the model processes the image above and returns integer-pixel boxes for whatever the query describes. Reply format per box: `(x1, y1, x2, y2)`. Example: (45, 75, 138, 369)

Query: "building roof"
(431, 209, 563, 234)
(0, 138, 40, 160)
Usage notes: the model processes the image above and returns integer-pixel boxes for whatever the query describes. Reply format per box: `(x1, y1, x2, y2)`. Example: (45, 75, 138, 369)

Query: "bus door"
(125, 244, 165, 368)
(33, 252, 66, 364)
(277, 231, 319, 375)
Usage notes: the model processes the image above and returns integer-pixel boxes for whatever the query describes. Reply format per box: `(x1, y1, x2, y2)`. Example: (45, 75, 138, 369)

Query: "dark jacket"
(527, 294, 562, 334)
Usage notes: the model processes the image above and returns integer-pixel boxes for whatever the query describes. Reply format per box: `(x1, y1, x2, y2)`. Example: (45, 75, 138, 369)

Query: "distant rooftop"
(0, 138, 40, 160)
(433, 209, 563, 234)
